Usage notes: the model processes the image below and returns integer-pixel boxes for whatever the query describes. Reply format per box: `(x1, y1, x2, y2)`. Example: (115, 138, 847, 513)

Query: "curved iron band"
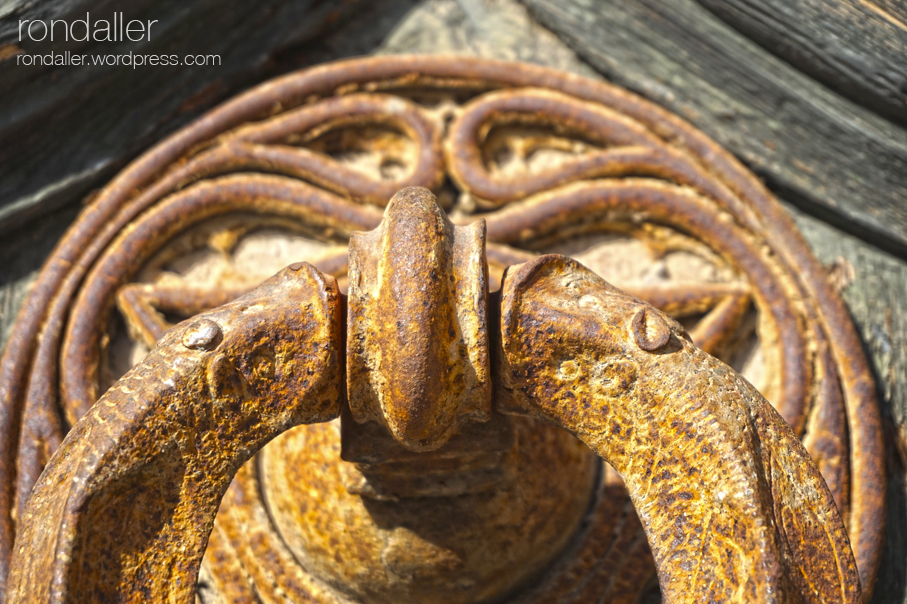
(496, 255, 860, 604)
(13, 176, 380, 525)
(0, 56, 882, 593)
(7, 263, 344, 604)
(446, 88, 740, 211)
(227, 93, 445, 205)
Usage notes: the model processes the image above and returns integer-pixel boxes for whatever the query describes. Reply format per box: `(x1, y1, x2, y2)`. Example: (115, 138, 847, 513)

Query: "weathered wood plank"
(0, 0, 422, 344)
(376, 0, 598, 76)
(0, 0, 368, 235)
(695, 0, 907, 126)
(519, 0, 907, 259)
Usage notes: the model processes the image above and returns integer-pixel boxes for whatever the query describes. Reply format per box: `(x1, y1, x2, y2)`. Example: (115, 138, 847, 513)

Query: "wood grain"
(519, 0, 907, 258)
(0, 0, 415, 236)
(695, 0, 907, 126)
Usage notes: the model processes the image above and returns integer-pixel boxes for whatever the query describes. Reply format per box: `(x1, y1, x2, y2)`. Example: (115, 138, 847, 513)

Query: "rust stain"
(178, 80, 226, 115)
(0, 45, 22, 63)
(858, 0, 907, 32)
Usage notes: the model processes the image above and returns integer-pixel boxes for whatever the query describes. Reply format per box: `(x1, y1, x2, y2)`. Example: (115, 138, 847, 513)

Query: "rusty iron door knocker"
(7, 188, 862, 603)
(0, 56, 883, 603)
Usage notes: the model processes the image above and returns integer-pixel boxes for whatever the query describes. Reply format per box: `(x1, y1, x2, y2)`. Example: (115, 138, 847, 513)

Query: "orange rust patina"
(9, 264, 344, 602)
(0, 56, 884, 603)
(8, 188, 861, 603)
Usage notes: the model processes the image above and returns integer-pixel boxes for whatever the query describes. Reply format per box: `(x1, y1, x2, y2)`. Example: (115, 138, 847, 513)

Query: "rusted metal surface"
(7, 264, 344, 602)
(347, 187, 491, 451)
(0, 56, 885, 601)
(497, 253, 860, 603)
(8, 188, 862, 602)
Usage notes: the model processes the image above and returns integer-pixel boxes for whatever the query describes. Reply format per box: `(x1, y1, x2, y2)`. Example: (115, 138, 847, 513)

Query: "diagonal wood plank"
(0, 0, 420, 236)
(695, 0, 907, 127)
(519, 0, 907, 258)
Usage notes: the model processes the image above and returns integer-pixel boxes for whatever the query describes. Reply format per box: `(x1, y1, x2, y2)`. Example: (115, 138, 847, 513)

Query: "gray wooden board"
(2, 0, 907, 600)
(695, 0, 907, 127)
(0, 0, 422, 341)
(0, 0, 377, 236)
(519, 0, 907, 260)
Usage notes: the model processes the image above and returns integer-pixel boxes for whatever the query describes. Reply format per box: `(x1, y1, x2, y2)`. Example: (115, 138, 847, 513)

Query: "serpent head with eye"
(171, 263, 343, 429)
(497, 252, 860, 603)
(6, 263, 344, 604)
(495, 255, 690, 429)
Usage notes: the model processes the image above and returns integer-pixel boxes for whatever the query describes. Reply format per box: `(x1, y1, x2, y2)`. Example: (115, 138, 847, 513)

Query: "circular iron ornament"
(0, 55, 884, 601)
